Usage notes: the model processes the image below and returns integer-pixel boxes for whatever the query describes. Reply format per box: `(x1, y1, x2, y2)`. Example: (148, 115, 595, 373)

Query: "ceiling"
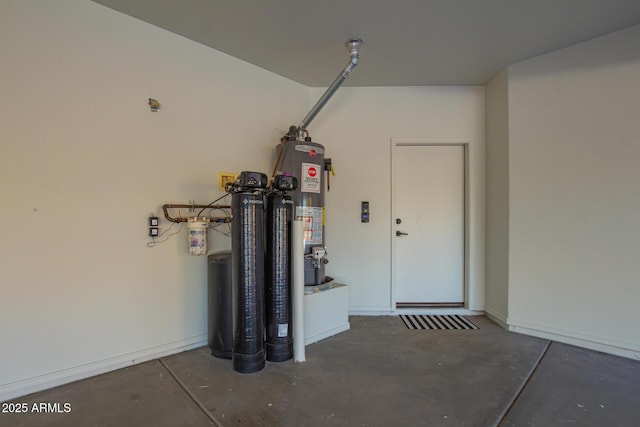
(92, 0, 640, 86)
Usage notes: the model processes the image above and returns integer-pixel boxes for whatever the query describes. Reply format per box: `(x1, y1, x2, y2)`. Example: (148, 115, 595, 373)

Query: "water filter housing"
(187, 217, 209, 255)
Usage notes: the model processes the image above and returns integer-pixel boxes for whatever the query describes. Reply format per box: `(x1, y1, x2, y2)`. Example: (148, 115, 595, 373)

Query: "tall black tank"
(265, 175, 297, 362)
(231, 186, 266, 373)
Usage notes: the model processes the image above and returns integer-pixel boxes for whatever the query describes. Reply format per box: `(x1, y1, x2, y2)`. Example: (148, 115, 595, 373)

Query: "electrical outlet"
(148, 215, 159, 237)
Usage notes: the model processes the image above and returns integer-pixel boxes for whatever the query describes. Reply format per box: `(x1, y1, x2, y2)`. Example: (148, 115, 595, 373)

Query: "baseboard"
(0, 334, 207, 403)
(484, 307, 508, 329)
(349, 309, 396, 316)
(508, 321, 640, 361)
(349, 305, 394, 314)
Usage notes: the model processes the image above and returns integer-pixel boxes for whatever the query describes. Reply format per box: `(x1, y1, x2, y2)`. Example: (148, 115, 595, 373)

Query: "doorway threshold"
(393, 305, 482, 317)
(396, 302, 464, 309)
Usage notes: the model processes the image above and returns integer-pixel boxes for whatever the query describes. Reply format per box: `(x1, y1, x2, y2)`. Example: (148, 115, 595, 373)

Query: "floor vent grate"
(400, 315, 479, 330)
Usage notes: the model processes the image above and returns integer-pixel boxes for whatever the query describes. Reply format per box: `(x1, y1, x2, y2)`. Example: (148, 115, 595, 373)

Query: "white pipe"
(292, 219, 306, 362)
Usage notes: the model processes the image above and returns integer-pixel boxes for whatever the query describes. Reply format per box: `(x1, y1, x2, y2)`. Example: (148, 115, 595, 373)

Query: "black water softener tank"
(265, 175, 297, 362)
(231, 172, 268, 373)
(207, 251, 233, 359)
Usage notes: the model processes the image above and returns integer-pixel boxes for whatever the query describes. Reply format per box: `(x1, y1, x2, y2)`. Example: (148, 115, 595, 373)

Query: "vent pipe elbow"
(297, 38, 363, 139)
(344, 38, 362, 75)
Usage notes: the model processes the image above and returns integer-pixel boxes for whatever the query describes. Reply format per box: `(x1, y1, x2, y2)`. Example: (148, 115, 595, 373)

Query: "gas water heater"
(272, 38, 362, 287)
(276, 130, 328, 286)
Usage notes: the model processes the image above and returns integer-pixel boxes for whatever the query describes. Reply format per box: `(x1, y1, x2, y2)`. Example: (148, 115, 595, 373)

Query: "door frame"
(390, 139, 470, 310)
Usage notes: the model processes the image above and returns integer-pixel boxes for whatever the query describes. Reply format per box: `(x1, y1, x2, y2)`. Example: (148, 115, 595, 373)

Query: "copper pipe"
(162, 204, 231, 223)
(268, 141, 286, 189)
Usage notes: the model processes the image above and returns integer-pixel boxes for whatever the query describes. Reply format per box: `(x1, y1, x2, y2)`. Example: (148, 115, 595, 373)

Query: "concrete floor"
(1, 316, 639, 426)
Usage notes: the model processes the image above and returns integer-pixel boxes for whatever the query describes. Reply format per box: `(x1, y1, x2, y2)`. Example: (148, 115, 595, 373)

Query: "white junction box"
(303, 282, 350, 345)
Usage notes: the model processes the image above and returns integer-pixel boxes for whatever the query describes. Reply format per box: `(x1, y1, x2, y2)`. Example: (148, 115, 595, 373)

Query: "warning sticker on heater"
(301, 163, 321, 193)
(296, 206, 323, 245)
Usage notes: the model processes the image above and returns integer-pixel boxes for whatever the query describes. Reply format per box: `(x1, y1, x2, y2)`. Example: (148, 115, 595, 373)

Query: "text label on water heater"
(301, 163, 321, 193)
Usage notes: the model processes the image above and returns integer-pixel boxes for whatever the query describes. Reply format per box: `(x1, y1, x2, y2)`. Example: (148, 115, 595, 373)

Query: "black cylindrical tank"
(207, 251, 233, 359)
(265, 193, 294, 362)
(231, 190, 266, 373)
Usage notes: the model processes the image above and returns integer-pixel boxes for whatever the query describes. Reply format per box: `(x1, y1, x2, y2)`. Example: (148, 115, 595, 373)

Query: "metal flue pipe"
(297, 38, 363, 139)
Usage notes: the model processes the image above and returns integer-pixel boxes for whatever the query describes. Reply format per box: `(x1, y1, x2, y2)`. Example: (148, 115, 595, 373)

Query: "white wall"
(308, 86, 486, 312)
(0, 0, 307, 400)
(507, 25, 640, 357)
(485, 69, 510, 326)
(7, 0, 636, 403)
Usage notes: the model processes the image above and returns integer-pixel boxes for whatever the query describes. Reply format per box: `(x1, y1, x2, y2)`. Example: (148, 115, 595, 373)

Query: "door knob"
(396, 231, 408, 236)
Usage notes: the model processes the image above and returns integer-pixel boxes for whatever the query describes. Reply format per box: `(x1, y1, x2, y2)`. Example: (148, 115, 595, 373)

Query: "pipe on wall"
(162, 204, 230, 223)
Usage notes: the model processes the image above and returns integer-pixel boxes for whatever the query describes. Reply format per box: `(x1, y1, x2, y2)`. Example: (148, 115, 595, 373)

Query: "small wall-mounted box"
(148, 216, 159, 237)
(218, 172, 237, 192)
(361, 201, 370, 223)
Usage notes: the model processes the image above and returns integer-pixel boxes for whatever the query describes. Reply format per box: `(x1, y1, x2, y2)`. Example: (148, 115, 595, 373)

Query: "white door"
(392, 143, 464, 306)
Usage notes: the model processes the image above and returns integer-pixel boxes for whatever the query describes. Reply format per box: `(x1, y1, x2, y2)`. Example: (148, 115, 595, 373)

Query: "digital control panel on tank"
(238, 171, 267, 188)
(272, 175, 298, 191)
